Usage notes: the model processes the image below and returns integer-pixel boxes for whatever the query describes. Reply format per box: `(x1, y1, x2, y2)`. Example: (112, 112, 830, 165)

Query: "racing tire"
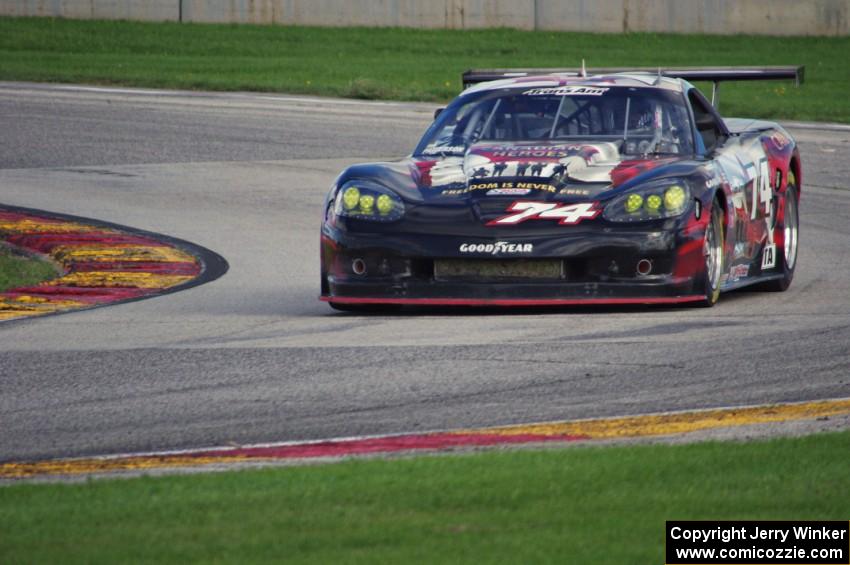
(760, 180, 799, 292)
(698, 196, 725, 307)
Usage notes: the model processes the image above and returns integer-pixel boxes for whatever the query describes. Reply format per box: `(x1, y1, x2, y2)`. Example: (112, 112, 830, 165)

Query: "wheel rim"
(784, 190, 799, 270)
(704, 212, 722, 291)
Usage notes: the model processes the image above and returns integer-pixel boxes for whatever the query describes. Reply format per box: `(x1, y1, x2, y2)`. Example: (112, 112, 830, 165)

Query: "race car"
(320, 66, 803, 309)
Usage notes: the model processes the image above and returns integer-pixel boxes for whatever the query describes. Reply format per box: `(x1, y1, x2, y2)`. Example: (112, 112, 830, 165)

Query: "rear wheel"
(699, 197, 725, 307)
(761, 179, 799, 292)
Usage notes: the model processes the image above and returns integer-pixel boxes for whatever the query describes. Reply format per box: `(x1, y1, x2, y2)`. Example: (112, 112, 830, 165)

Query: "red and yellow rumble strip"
(0, 208, 202, 321)
(3, 398, 848, 479)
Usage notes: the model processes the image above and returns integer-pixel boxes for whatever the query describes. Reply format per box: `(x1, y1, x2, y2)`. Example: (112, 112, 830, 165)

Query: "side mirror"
(434, 107, 445, 120)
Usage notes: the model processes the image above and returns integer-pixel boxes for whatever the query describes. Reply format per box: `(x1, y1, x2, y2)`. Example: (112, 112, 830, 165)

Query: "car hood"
(336, 141, 692, 208)
(407, 141, 683, 202)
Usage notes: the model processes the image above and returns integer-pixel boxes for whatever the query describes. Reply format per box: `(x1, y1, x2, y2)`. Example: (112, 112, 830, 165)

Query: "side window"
(688, 90, 724, 153)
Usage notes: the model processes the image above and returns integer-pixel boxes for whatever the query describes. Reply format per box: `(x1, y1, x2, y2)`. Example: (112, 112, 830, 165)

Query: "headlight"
(333, 182, 404, 222)
(603, 180, 691, 222)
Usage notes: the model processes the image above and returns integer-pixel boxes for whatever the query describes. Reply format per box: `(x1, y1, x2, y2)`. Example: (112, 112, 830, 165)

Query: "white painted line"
(0, 81, 431, 111)
(782, 120, 850, 132)
(52, 85, 178, 96)
(251, 94, 412, 108)
(6, 82, 848, 125)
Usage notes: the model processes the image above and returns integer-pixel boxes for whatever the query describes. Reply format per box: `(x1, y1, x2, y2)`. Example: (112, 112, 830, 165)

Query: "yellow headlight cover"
(342, 186, 360, 210)
(625, 194, 644, 213)
(664, 185, 686, 212)
(646, 194, 662, 212)
(359, 194, 375, 213)
(376, 194, 393, 215)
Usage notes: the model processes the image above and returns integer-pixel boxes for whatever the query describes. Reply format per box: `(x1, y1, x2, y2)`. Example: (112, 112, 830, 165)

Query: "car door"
(688, 88, 774, 284)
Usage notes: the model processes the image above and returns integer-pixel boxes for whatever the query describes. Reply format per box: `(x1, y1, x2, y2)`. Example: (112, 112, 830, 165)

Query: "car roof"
(463, 73, 685, 95)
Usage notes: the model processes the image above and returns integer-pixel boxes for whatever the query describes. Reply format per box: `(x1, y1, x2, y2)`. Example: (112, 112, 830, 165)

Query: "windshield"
(415, 86, 694, 157)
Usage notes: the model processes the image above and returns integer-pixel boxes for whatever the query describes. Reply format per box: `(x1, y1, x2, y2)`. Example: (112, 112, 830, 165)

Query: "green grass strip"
(0, 245, 58, 292)
(1, 431, 848, 563)
(1, 17, 849, 122)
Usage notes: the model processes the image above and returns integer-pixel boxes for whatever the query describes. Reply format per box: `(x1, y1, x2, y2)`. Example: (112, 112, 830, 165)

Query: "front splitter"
(321, 295, 704, 306)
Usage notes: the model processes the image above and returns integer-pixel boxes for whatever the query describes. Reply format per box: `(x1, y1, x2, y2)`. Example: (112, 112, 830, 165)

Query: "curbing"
(3, 397, 849, 480)
(0, 204, 228, 323)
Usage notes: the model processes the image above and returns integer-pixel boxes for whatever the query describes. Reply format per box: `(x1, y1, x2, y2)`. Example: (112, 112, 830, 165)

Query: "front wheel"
(760, 180, 799, 292)
(698, 197, 725, 307)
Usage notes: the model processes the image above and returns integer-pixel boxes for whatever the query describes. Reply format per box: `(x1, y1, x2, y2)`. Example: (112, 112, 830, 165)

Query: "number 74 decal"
(487, 201, 601, 226)
(744, 158, 773, 220)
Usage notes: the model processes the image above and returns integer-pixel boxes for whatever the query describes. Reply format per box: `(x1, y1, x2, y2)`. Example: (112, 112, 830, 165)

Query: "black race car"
(320, 67, 803, 309)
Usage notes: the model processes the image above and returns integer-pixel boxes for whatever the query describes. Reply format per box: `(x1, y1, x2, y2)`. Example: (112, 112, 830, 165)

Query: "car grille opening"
(434, 259, 564, 281)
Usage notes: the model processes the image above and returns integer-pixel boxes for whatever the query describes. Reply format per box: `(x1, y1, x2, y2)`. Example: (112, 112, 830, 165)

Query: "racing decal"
(744, 157, 772, 220)
(714, 134, 784, 266)
(461, 143, 603, 184)
(703, 169, 722, 190)
(729, 264, 750, 282)
(481, 145, 600, 160)
(766, 131, 791, 152)
(412, 157, 467, 190)
(608, 157, 677, 187)
(416, 142, 636, 195)
(471, 162, 550, 178)
(421, 146, 466, 156)
(459, 242, 533, 254)
(733, 241, 748, 260)
(672, 212, 709, 280)
(487, 201, 600, 226)
(412, 160, 436, 187)
(510, 76, 619, 86)
(487, 188, 532, 196)
(558, 187, 591, 197)
(442, 181, 557, 196)
(427, 157, 467, 187)
(523, 86, 609, 96)
(761, 244, 777, 270)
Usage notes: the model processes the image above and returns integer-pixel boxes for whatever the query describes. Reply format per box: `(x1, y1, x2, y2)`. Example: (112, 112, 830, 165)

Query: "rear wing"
(461, 66, 804, 108)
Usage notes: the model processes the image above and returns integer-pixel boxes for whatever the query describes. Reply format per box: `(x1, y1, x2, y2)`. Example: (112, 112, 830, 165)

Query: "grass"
(1, 431, 848, 563)
(1, 17, 850, 122)
(0, 245, 58, 292)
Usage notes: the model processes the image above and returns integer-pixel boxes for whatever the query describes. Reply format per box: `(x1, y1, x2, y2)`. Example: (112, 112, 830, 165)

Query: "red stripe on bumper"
(321, 295, 705, 306)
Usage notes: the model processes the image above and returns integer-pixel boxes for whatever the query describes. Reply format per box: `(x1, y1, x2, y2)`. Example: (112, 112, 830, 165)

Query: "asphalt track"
(1, 82, 849, 462)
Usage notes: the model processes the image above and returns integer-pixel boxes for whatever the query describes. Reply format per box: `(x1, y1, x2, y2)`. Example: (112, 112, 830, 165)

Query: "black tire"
(698, 197, 725, 307)
(761, 180, 799, 292)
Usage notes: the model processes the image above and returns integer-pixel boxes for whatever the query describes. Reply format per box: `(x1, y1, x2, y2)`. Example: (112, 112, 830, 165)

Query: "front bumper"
(320, 220, 708, 306)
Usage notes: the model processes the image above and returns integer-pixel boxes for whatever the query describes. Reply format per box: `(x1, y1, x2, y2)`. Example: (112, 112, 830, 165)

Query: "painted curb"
(0, 204, 228, 322)
(3, 398, 848, 480)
